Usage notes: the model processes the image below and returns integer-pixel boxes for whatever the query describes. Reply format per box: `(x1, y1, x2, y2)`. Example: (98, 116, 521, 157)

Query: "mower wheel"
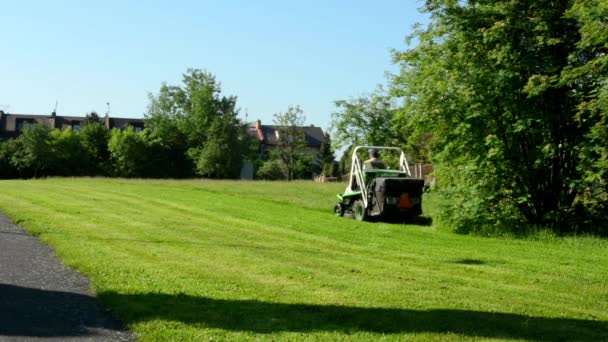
(353, 200, 367, 221)
(334, 204, 344, 217)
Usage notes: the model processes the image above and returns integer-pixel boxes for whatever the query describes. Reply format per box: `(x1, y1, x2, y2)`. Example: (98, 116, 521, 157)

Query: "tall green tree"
(78, 122, 111, 175)
(270, 105, 308, 181)
(562, 0, 608, 228)
(108, 127, 169, 178)
(50, 128, 89, 176)
(319, 132, 337, 176)
(145, 95, 192, 178)
(145, 68, 246, 178)
(392, 0, 607, 234)
(11, 124, 54, 177)
(192, 110, 243, 178)
(331, 87, 397, 150)
(108, 127, 148, 178)
(0, 139, 21, 179)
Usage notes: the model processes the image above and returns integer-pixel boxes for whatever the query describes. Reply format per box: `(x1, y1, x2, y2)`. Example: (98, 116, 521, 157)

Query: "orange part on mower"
(398, 193, 413, 209)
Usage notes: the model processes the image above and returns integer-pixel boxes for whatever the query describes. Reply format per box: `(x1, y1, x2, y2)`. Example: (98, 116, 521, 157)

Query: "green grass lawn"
(0, 178, 607, 341)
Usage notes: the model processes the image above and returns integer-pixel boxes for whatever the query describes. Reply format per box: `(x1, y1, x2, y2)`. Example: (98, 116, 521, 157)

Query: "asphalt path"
(0, 213, 133, 341)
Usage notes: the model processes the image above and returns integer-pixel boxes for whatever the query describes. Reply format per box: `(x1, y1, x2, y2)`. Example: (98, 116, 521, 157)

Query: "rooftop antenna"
(245, 108, 249, 124)
(53, 100, 58, 114)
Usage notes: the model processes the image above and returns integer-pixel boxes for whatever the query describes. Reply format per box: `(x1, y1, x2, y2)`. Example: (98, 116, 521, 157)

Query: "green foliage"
(331, 87, 397, 150)
(292, 152, 314, 179)
(338, 144, 354, 176)
(144, 98, 193, 178)
(392, 0, 608, 235)
(11, 124, 54, 177)
(270, 105, 309, 180)
(145, 68, 247, 178)
(256, 152, 313, 180)
(318, 132, 336, 176)
(562, 0, 608, 230)
(108, 128, 146, 177)
(82, 111, 103, 126)
(49, 128, 90, 176)
(2, 123, 117, 178)
(79, 122, 111, 175)
(108, 128, 168, 178)
(192, 115, 243, 179)
(0, 69, 266, 180)
(256, 159, 287, 180)
(0, 139, 21, 179)
(323, 160, 340, 178)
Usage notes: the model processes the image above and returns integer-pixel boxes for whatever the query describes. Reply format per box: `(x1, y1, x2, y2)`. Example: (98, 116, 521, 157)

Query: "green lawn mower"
(334, 146, 425, 221)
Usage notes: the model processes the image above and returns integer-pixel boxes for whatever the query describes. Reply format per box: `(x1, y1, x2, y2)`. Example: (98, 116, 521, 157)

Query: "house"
(240, 120, 326, 179)
(0, 110, 144, 139)
(250, 119, 325, 156)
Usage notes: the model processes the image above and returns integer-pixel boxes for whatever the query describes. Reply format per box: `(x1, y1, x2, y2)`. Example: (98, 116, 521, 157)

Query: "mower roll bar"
(345, 146, 412, 208)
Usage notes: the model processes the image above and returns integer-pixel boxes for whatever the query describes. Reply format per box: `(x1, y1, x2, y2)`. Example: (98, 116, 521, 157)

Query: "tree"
(331, 87, 398, 150)
(256, 159, 287, 180)
(392, 0, 607, 234)
(82, 111, 103, 126)
(192, 112, 243, 179)
(319, 132, 336, 176)
(271, 106, 308, 181)
(561, 0, 608, 229)
(50, 128, 89, 176)
(78, 122, 111, 176)
(145, 68, 246, 178)
(0, 139, 21, 179)
(145, 95, 193, 178)
(108, 128, 151, 178)
(11, 124, 54, 177)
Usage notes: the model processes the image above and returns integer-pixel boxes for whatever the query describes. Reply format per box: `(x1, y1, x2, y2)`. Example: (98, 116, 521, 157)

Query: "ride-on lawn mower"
(335, 146, 425, 221)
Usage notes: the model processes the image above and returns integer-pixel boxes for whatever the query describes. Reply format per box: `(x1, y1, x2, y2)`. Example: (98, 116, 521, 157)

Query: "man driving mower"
(363, 148, 386, 170)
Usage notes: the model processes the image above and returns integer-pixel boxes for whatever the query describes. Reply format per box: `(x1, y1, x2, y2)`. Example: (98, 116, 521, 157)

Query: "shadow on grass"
(406, 215, 433, 226)
(365, 216, 433, 226)
(99, 291, 608, 340)
(0, 284, 129, 338)
(451, 258, 487, 265)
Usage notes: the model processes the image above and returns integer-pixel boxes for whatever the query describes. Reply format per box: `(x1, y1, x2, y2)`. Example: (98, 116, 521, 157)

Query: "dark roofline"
(0, 113, 145, 139)
(109, 116, 144, 121)
(251, 123, 325, 148)
(2, 113, 143, 120)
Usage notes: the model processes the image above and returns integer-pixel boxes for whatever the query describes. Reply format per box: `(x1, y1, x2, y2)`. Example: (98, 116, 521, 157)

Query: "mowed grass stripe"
(1, 182, 436, 300)
(4, 181, 321, 248)
(3, 182, 604, 302)
(69, 183, 564, 304)
(36, 181, 454, 268)
(1, 180, 604, 306)
(0, 178, 607, 341)
(1, 188, 592, 314)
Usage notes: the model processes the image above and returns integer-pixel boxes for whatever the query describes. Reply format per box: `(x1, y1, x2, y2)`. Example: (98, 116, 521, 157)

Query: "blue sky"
(1, 1, 428, 131)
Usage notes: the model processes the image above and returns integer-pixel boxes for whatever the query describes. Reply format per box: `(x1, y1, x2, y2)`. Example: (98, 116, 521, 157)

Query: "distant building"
(0, 111, 144, 139)
(240, 119, 326, 180)
(249, 119, 325, 156)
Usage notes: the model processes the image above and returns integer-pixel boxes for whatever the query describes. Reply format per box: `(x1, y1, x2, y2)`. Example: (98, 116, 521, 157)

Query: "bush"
(108, 128, 176, 178)
(11, 124, 54, 177)
(256, 159, 287, 180)
(79, 123, 111, 176)
(108, 128, 149, 177)
(50, 128, 90, 176)
(0, 139, 21, 179)
(191, 118, 243, 179)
